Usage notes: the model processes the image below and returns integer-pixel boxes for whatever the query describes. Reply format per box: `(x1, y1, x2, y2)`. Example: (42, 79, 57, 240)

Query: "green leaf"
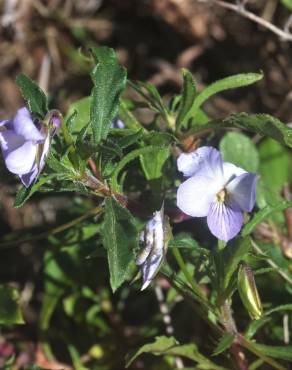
(251, 343, 292, 362)
(140, 146, 170, 180)
(0, 285, 24, 324)
(90, 47, 127, 144)
(220, 132, 259, 172)
(119, 99, 144, 130)
(126, 336, 178, 367)
(65, 96, 92, 134)
(281, 0, 292, 11)
(169, 233, 209, 256)
(244, 317, 271, 339)
(126, 336, 226, 370)
(222, 237, 251, 291)
(186, 113, 292, 148)
(116, 129, 143, 149)
(183, 73, 263, 126)
(242, 200, 292, 237)
(258, 138, 291, 192)
(16, 73, 48, 118)
(14, 175, 57, 208)
(176, 69, 196, 127)
(265, 304, 292, 316)
(212, 333, 235, 356)
(102, 198, 138, 292)
(111, 146, 160, 191)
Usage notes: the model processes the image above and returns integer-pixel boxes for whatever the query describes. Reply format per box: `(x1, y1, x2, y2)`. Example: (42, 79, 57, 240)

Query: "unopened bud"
(136, 204, 172, 290)
(237, 262, 263, 320)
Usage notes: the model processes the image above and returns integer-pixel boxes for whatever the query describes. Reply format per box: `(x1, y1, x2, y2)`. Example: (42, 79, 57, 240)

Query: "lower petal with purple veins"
(207, 201, 243, 241)
(20, 166, 39, 187)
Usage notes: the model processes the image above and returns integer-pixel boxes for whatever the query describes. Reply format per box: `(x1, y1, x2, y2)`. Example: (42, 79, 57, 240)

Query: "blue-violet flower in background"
(0, 107, 60, 187)
(177, 146, 257, 242)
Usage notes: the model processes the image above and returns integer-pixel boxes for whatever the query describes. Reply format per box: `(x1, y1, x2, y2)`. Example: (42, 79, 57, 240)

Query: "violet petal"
(227, 172, 257, 212)
(0, 131, 37, 175)
(20, 166, 38, 187)
(13, 107, 44, 142)
(207, 201, 243, 241)
(177, 146, 224, 179)
(177, 174, 223, 217)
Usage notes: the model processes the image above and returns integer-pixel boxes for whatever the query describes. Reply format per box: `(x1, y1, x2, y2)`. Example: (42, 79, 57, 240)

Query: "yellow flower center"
(216, 188, 227, 203)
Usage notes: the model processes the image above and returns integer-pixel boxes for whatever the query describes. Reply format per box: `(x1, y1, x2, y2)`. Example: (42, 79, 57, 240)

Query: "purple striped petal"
(207, 201, 243, 241)
(20, 166, 38, 187)
(227, 173, 257, 212)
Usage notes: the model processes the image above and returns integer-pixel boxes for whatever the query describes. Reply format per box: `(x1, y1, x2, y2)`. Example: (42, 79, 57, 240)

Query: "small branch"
(0, 205, 102, 249)
(199, 0, 292, 41)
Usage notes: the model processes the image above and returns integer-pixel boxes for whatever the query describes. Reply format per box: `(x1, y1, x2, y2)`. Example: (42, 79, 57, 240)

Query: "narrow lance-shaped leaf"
(176, 69, 196, 127)
(242, 200, 292, 237)
(14, 175, 58, 208)
(126, 336, 226, 370)
(185, 113, 292, 148)
(212, 333, 235, 356)
(90, 47, 127, 144)
(181, 72, 263, 127)
(16, 73, 48, 118)
(102, 198, 138, 292)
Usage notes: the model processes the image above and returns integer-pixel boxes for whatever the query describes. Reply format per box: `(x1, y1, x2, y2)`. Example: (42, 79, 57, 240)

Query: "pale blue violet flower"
(136, 207, 171, 290)
(0, 107, 60, 187)
(177, 146, 257, 242)
(111, 118, 125, 129)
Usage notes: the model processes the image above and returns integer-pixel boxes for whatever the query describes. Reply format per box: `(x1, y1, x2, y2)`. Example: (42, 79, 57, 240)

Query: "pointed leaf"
(186, 113, 292, 148)
(90, 47, 127, 144)
(183, 73, 263, 126)
(242, 200, 292, 237)
(14, 175, 57, 208)
(212, 333, 235, 356)
(176, 69, 196, 126)
(102, 198, 138, 292)
(16, 73, 48, 118)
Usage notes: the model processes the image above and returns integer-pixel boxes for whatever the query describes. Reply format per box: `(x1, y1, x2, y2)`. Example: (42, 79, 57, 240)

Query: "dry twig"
(198, 0, 292, 41)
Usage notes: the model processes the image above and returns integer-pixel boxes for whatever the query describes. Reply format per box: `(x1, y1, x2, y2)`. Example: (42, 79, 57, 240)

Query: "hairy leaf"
(90, 47, 127, 144)
(16, 73, 48, 118)
(184, 73, 263, 126)
(242, 201, 292, 236)
(102, 198, 138, 292)
(176, 69, 196, 127)
(186, 113, 292, 148)
(212, 333, 235, 356)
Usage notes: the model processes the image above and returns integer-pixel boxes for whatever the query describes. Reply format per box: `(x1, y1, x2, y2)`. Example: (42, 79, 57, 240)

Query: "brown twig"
(199, 0, 292, 41)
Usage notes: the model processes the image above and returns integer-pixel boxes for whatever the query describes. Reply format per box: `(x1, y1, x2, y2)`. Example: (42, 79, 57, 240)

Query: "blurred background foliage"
(0, 1, 291, 369)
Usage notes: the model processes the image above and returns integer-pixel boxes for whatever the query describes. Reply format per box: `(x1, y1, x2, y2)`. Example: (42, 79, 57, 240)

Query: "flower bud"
(237, 262, 263, 320)
(136, 205, 172, 290)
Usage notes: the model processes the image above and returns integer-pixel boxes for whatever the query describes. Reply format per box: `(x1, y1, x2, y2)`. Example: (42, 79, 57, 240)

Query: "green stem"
(0, 205, 103, 249)
(172, 246, 206, 303)
(238, 336, 286, 370)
